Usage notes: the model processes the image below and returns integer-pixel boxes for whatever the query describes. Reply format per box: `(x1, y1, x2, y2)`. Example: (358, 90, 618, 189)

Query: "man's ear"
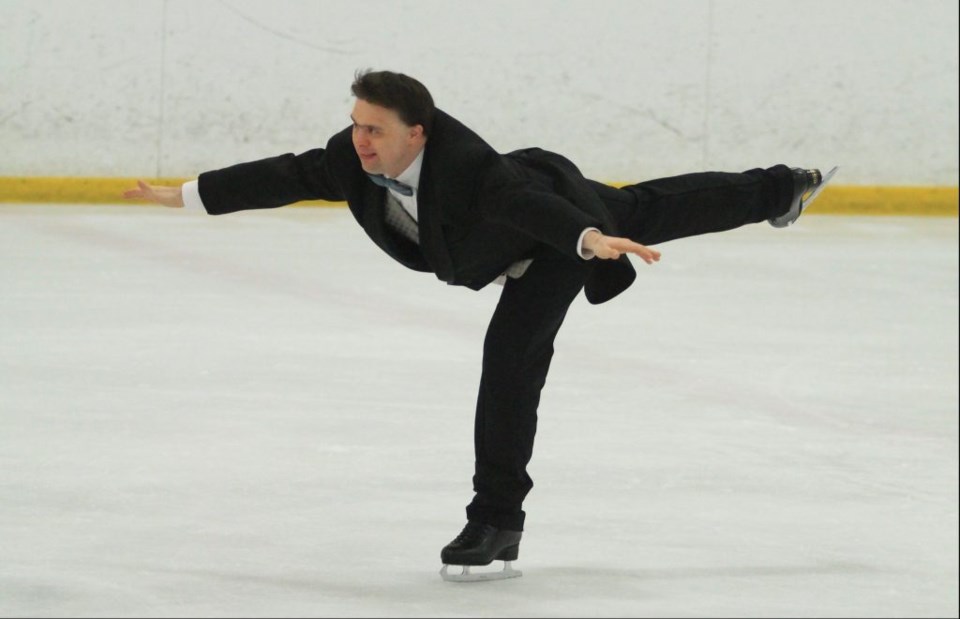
(410, 124, 425, 141)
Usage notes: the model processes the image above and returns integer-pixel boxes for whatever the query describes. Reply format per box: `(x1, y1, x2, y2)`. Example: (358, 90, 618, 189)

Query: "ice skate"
(769, 166, 838, 227)
(439, 521, 523, 582)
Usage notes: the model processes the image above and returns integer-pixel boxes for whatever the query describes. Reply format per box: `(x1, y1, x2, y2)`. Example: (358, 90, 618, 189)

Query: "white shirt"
(181, 148, 598, 259)
(386, 149, 423, 222)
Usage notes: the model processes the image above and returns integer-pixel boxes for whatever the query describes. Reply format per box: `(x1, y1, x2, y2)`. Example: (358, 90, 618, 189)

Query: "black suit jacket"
(197, 109, 636, 304)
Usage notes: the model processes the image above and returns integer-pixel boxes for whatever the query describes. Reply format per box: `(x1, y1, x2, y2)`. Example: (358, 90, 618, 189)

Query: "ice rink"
(1, 204, 957, 617)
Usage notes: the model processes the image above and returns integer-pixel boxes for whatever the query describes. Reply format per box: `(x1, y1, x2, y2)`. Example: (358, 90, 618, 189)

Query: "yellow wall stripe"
(0, 177, 341, 207)
(0, 176, 957, 216)
(803, 185, 958, 217)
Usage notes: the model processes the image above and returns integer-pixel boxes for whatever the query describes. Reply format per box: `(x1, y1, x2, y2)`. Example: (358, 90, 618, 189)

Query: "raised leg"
(590, 165, 796, 245)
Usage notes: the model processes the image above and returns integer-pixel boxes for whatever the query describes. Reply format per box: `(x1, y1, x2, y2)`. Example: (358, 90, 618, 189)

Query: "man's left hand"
(583, 230, 661, 264)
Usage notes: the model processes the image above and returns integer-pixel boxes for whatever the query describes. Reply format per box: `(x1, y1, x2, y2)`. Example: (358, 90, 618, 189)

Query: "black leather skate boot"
(441, 521, 522, 566)
(439, 521, 523, 581)
(768, 167, 824, 228)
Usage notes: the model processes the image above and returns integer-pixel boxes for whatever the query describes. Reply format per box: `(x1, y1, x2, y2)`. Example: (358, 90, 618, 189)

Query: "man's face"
(351, 99, 425, 178)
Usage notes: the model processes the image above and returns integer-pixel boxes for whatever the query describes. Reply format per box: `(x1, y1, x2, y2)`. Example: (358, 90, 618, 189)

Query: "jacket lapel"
(357, 180, 428, 271)
(414, 144, 455, 283)
(359, 181, 388, 237)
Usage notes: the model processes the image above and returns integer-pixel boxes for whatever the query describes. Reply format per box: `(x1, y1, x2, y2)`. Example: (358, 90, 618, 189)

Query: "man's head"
(350, 70, 434, 178)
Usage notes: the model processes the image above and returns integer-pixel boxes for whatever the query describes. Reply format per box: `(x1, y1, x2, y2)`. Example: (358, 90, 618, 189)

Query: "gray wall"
(1, 0, 957, 184)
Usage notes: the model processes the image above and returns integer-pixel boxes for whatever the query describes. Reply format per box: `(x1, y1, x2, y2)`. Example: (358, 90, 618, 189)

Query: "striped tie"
(384, 192, 419, 244)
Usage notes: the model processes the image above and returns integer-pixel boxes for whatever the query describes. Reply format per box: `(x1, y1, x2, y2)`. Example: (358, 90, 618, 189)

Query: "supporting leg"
(465, 253, 591, 532)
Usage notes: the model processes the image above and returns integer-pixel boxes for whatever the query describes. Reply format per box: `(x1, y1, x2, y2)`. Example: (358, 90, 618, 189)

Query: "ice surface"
(1, 205, 957, 617)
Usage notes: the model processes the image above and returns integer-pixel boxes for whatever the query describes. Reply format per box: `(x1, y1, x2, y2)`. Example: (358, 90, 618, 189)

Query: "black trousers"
(464, 165, 795, 531)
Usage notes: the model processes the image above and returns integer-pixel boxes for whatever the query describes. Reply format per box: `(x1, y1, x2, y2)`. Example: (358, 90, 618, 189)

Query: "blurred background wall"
(1, 0, 957, 187)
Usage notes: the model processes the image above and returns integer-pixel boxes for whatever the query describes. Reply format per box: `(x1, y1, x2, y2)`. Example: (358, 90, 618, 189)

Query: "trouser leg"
(465, 254, 590, 532)
(589, 165, 795, 245)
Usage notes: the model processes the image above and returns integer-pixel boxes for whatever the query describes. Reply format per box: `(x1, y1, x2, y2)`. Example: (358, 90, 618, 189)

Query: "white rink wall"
(1, 0, 957, 185)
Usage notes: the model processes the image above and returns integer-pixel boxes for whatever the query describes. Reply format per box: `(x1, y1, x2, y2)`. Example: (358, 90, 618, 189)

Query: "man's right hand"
(122, 180, 184, 208)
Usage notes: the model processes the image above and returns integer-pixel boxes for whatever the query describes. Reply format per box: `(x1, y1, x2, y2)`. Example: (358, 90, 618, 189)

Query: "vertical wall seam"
(156, 0, 169, 178)
(701, 0, 715, 169)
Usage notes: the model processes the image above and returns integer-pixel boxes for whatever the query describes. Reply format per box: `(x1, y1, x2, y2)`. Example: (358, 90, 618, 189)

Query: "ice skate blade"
(440, 561, 522, 582)
(799, 165, 839, 212)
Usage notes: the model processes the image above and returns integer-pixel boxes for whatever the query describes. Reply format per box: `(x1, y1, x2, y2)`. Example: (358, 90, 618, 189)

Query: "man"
(125, 70, 829, 581)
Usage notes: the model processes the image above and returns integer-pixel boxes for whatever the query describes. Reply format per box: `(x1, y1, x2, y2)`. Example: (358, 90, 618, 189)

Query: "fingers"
(122, 180, 151, 200)
(638, 246, 662, 265)
(123, 180, 182, 208)
(604, 237, 661, 264)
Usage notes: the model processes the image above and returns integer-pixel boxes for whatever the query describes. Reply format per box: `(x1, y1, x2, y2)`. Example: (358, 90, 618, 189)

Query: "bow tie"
(367, 173, 414, 197)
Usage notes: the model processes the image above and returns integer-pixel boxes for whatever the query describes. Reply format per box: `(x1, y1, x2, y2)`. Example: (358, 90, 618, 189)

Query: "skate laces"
(453, 522, 490, 545)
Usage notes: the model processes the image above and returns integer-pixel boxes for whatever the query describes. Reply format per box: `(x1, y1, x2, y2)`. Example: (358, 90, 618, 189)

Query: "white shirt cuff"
(577, 227, 601, 260)
(181, 180, 205, 212)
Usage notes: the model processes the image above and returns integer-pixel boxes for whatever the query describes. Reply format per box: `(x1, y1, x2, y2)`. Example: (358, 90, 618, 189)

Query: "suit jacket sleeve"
(474, 153, 601, 260)
(197, 146, 345, 215)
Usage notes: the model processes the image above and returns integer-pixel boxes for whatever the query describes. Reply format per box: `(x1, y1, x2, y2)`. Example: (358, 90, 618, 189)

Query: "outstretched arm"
(122, 180, 184, 208)
(582, 229, 661, 264)
(123, 139, 346, 215)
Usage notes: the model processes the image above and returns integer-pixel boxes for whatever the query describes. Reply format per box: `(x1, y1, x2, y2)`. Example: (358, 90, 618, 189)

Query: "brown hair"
(351, 70, 435, 135)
